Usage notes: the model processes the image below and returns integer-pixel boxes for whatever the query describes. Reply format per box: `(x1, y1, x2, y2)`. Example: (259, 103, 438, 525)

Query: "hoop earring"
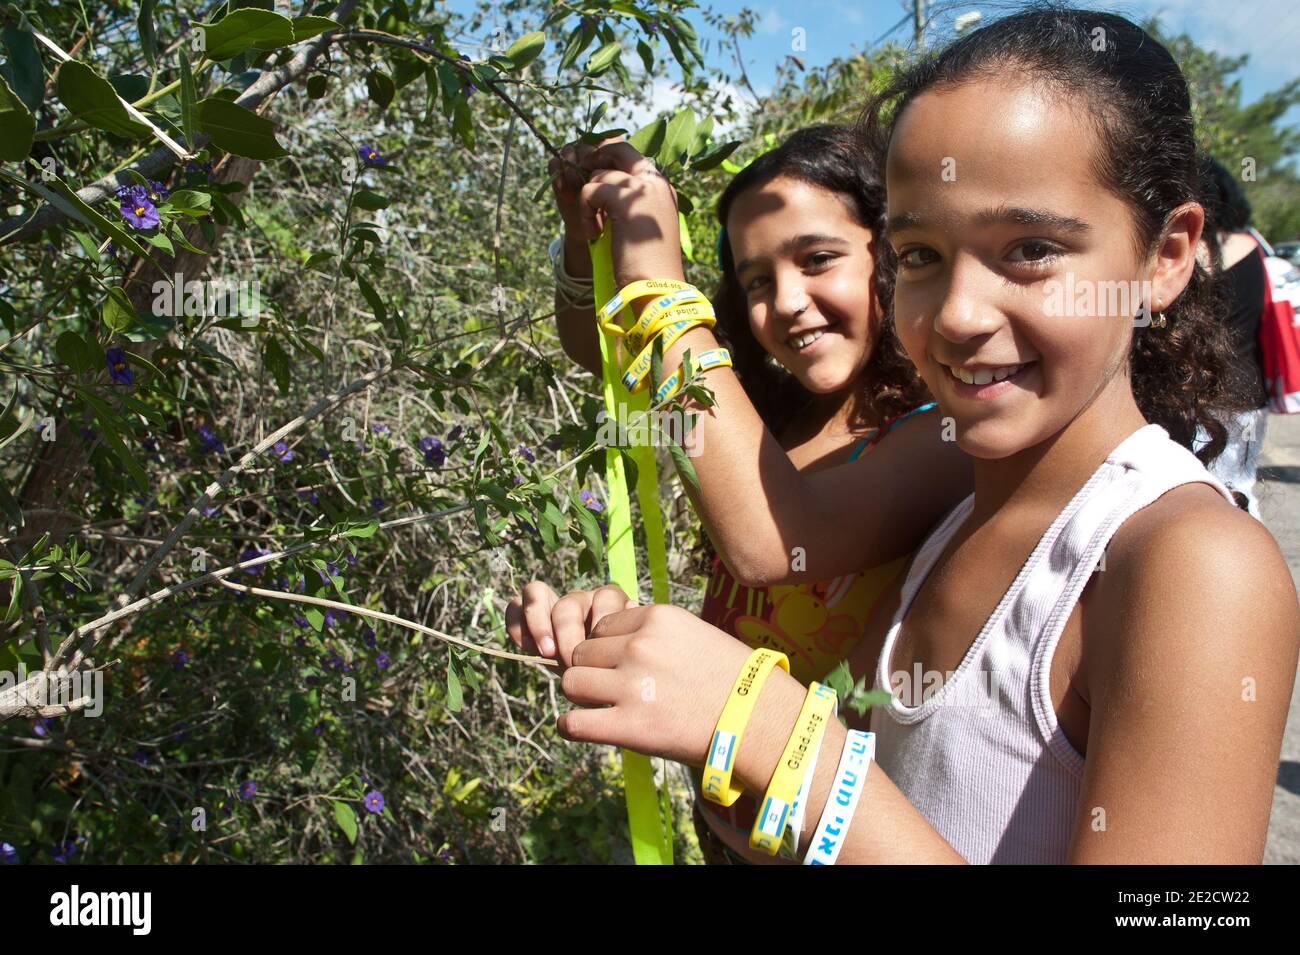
(1152, 296, 1166, 328)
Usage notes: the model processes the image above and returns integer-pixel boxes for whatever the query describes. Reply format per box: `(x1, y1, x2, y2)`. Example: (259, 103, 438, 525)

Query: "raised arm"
(575, 143, 971, 585)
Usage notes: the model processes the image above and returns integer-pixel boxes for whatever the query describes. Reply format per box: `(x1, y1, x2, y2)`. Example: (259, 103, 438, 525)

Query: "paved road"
(1260, 413, 1300, 864)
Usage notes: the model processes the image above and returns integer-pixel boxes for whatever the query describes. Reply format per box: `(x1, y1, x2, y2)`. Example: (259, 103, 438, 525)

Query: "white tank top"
(869, 424, 1234, 864)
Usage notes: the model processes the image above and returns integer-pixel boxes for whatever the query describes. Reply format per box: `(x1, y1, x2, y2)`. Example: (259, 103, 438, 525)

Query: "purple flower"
(419, 436, 445, 466)
(312, 721, 324, 736)
(202, 504, 218, 517)
(0, 842, 18, 865)
(361, 626, 377, 649)
(597, 517, 608, 541)
(239, 547, 270, 575)
(147, 180, 169, 202)
(316, 446, 331, 460)
(106, 347, 134, 385)
(119, 193, 160, 230)
(438, 847, 451, 863)
(131, 750, 148, 765)
(376, 652, 391, 670)
(238, 780, 257, 801)
(32, 718, 50, 738)
(371, 497, 385, 512)
(273, 440, 294, 462)
(517, 444, 535, 463)
(297, 488, 320, 505)
(52, 840, 76, 863)
(512, 475, 524, 486)
(447, 425, 463, 442)
(358, 142, 387, 166)
(179, 15, 190, 29)
(294, 614, 310, 630)
(371, 423, 390, 436)
(462, 82, 477, 96)
(198, 425, 226, 455)
(363, 790, 385, 814)
(323, 609, 344, 629)
(580, 490, 603, 513)
(345, 553, 357, 565)
(171, 649, 189, 669)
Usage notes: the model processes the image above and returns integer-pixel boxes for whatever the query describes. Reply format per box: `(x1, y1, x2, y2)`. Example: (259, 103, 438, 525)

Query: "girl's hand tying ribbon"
(508, 580, 781, 769)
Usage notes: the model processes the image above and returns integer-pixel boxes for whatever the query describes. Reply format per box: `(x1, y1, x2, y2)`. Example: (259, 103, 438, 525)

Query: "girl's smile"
(937, 359, 1038, 400)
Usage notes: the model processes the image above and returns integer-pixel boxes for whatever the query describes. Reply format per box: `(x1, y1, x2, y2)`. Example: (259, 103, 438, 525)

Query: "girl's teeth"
(949, 363, 1022, 385)
(791, 330, 825, 349)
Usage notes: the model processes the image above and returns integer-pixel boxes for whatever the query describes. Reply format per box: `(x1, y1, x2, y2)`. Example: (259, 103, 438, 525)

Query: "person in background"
(1199, 156, 1270, 518)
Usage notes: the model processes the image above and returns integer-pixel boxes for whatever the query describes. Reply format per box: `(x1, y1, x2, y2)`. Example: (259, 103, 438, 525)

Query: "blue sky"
(450, 1, 1299, 131)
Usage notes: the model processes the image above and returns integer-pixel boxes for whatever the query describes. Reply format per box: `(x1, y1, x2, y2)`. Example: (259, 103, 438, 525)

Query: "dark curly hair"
(856, 5, 1255, 464)
(712, 124, 931, 436)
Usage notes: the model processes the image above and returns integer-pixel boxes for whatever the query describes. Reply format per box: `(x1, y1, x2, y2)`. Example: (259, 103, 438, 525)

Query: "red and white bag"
(1258, 247, 1300, 414)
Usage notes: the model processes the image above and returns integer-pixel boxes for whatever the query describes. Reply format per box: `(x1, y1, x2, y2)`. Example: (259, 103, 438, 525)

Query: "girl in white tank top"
(506, 10, 1299, 866)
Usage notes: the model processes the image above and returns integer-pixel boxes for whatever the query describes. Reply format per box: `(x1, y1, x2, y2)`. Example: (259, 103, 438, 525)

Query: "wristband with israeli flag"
(595, 278, 697, 330)
(750, 682, 838, 855)
(653, 347, 733, 404)
(804, 729, 876, 865)
(701, 648, 790, 808)
(779, 719, 828, 860)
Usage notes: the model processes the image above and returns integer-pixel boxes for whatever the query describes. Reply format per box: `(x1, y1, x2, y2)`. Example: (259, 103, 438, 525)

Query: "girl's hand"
(576, 142, 686, 287)
(558, 603, 758, 766)
(504, 581, 635, 666)
(546, 136, 628, 236)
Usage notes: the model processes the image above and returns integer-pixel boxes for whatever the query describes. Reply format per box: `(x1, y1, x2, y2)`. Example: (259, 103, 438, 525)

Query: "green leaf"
(102, 287, 138, 334)
(264, 337, 290, 395)
(178, 49, 199, 150)
(195, 9, 295, 61)
(0, 73, 35, 162)
(332, 800, 357, 844)
(0, 26, 43, 113)
(138, 0, 160, 69)
(635, 38, 655, 75)
(353, 189, 389, 211)
(355, 274, 387, 325)
(585, 41, 621, 75)
(572, 492, 604, 572)
(306, 73, 327, 99)
(197, 97, 287, 159)
(55, 331, 98, 373)
(667, 435, 699, 493)
(341, 520, 379, 539)
(292, 15, 339, 42)
(446, 661, 463, 712)
(451, 97, 474, 150)
(505, 31, 545, 71)
(627, 117, 667, 160)
(660, 108, 698, 166)
(365, 69, 396, 110)
(689, 139, 742, 172)
(558, 23, 596, 73)
(57, 61, 151, 139)
(163, 189, 212, 215)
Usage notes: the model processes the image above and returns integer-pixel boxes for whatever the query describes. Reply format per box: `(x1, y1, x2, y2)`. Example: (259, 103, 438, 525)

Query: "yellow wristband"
(653, 347, 732, 404)
(749, 681, 838, 855)
(702, 648, 791, 807)
(596, 279, 697, 330)
(621, 316, 711, 393)
(624, 290, 713, 352)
